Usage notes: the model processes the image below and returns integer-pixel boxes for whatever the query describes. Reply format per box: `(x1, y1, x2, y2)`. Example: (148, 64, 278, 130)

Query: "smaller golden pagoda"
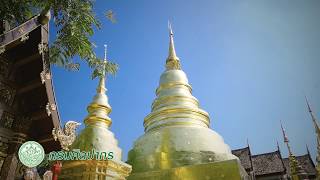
(59, 46, 132, 180)
(305, 97, 320, 176)
(280, 121, 308, 180)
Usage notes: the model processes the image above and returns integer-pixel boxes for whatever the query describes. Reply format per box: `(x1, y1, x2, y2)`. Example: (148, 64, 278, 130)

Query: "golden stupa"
(59, 46, 132, 179)
(127, 24, 248, 179)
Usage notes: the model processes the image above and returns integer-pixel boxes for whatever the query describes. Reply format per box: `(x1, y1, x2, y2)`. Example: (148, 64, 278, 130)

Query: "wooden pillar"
(0, 133, 27, 180)
(0, 115, 31, 180)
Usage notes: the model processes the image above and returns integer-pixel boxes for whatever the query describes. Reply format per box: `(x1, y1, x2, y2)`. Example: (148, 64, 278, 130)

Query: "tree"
(0, 0, 118, 78)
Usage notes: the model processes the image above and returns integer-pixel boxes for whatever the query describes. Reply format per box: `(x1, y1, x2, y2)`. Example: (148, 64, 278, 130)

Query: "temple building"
(0, 14, 60, 180)
(232, 145, 317, 180)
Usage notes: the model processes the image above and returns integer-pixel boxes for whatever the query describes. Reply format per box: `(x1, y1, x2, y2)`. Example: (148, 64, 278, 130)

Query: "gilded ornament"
(20, 34, 29, 42)
(0, 46, 5, 55)
(38, 42, 48, 55)
(40, 71, 51, 84)
(52, 121, 81, 151)
(46, 102, 56, 116)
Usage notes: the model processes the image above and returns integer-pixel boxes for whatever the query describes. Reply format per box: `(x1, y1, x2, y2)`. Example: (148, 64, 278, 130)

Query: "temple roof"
(0, 15, 60, 152)
(251, 151, 286, 176)
(283, 154, 317, 176)
(232, 146, 252, 170)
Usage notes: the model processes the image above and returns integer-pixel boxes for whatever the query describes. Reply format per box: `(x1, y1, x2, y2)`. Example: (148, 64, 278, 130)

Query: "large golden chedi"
(127, 26, 247, 179)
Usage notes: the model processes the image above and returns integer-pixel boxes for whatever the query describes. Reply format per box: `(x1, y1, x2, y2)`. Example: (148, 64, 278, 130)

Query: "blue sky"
(51, 0, 320, 161)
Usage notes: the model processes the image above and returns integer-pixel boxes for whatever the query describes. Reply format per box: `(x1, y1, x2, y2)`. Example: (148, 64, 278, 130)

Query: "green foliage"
(0, 0, 118, 79)
(90, 58, 119, 79)
(106, 10, 116, 23)
(0, 0, 41, 25)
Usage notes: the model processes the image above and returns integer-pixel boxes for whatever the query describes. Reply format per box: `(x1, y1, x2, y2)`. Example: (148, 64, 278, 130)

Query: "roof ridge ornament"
(166, 21, 181, 70)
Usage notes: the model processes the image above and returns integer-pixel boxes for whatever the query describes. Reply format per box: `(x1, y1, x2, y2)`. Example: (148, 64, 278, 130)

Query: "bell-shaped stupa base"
(127, 126, 242, 176)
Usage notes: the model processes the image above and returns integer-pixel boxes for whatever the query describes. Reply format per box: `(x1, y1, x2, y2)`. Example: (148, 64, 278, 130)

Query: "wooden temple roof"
(0, 15, 61, 152)
(251, 150, 286, 176)
(233, 145, 318, 179)
(232, 146, 253, 171)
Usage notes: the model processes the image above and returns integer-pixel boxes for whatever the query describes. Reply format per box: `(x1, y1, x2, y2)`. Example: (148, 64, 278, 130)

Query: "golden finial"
(96, 45, 108, 94)
(168, 21, 176, 59)
(166, 21, 181, 70)
(85, 44, 112, 127)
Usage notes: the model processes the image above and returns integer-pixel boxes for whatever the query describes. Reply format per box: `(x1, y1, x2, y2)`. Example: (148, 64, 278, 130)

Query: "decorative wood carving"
(46, 103, 56, 117)
(0, 111, 14, 129)
(38, 42, 48, 55)
(12, 116, 32, 134)
(0, 46, 5, 55)
(40, 71, 51, 84)
(0, 82, 15, 106)
(0, 60, 9, 78)
(20, 34, 29, 42)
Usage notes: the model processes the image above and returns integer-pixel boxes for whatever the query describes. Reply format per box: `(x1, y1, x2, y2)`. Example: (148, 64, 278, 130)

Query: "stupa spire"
(96, 44, 108, 94)
(280, 121, 308, 179)
(280, 121, 293, 155)
(305, 96, 320, 136)
(305, 96, 320, 175)
(166, 21, 181, 70)
(84, 44, 112, 127)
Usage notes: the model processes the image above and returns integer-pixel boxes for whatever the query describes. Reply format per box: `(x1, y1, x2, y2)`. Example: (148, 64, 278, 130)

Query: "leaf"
(106, 10, 116, 23)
